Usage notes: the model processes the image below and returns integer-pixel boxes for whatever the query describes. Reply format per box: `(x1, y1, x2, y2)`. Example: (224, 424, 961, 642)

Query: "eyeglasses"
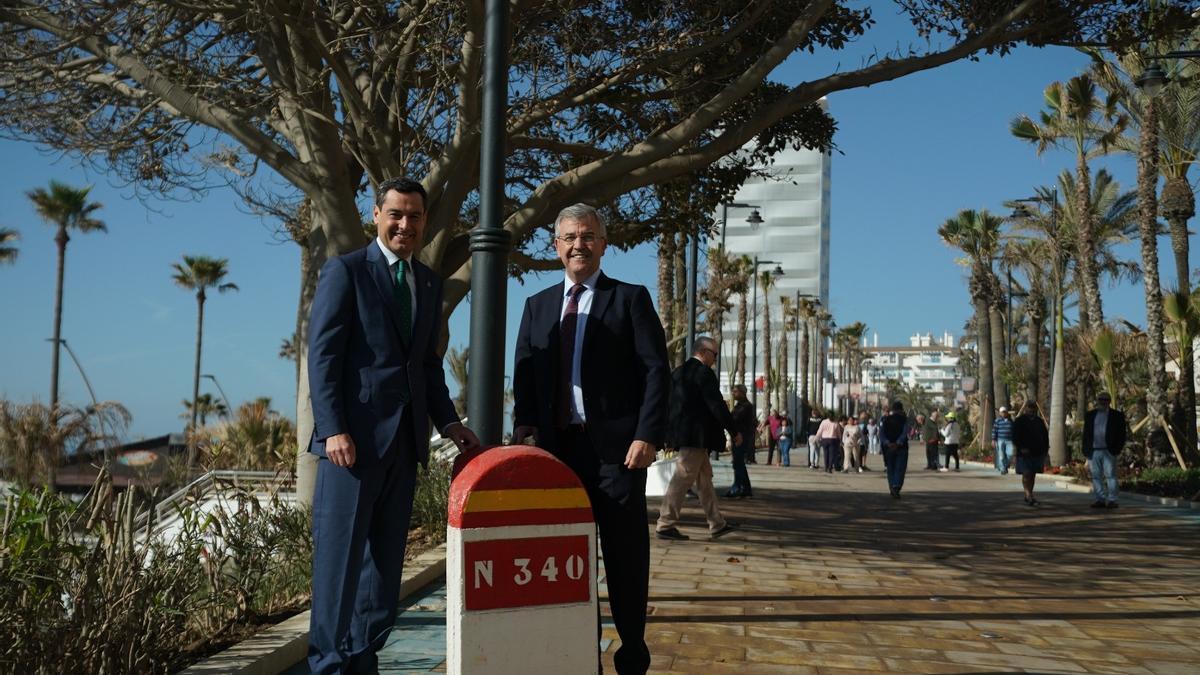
(555, 233, 603, 246)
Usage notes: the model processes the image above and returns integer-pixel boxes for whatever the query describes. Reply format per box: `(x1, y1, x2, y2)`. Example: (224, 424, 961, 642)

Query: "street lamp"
(47, 337, 115, 471)
(1137, 51, 1200, 97)
(202, 373, 233, 416)
(750, 256, 783, 414)
(709, 202, 764, 381)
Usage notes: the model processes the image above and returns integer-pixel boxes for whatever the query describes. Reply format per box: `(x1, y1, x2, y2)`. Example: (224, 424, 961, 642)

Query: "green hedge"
(1120, 467, 1200, 500)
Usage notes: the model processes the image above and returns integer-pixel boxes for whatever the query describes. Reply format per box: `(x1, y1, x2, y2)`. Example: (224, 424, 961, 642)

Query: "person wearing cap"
(940, 411, 962, 472)
(992, 405, 1015, 475)
(1082, 391, 1127, 509)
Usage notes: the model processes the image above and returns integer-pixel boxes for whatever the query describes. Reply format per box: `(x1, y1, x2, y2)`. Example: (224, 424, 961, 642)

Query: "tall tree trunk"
(1161, 174, 1196, 456)
(1038, 321, 1051, 408)
(734, 291, 747, 386)
(974, 287, 994, 455)
(657, 233, 675, 340)
(800, 320, 810, 407)
(1049, 297, 1068, 465)
(1141, 99, 1176, 462)
(1075, 152, 1105, 333)
(187, 290, 205, 468)
(673, 233, 687, 366)
(1027, 296, 1046, 408)
(989, 302, 1007, 409)
(761, 288, 772, 414)
(779, 332, 789, 413)
(50, 226, 68, 413)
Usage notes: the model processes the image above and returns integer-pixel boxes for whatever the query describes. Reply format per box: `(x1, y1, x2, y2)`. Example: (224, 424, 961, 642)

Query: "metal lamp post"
(708, 202, 762, 383)
(750, 256, 783, 415)
(466, 0, 513, 445)
(201, 373, 234, 416)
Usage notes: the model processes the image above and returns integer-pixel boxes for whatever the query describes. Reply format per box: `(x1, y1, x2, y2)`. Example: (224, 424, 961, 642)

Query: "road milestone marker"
(447, 446, 598, 673)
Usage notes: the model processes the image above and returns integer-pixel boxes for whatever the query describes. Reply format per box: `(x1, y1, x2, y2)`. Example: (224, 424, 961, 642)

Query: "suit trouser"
(308, 417, 418, 675)
(657, 447, 726, 533)
(559, 426, 651, 675)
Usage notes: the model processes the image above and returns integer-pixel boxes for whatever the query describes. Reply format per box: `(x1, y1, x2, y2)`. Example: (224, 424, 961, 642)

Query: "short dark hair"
(375, 177, 428, 209)
(891, 401, 904, 412)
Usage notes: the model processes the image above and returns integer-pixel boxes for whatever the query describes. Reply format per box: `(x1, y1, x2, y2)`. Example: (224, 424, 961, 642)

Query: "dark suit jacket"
(666, 358, 737, 454)
(513, 272, 669, 464)
(306, 243, 459, 466)
(1082, 408, 1127, 458)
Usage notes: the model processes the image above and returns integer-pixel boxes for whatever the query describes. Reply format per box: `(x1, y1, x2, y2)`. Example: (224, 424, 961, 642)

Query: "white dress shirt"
(560, 269, 601, 424)
(375, 237, 418, 315)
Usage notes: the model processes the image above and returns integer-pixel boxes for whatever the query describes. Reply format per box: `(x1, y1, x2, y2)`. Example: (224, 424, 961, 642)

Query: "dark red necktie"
(558, 283, 585, 428)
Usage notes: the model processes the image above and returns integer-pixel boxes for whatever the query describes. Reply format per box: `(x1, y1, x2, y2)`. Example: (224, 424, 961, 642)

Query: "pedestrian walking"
(919, 412, 941, 470)
(807, 408, 823, 469)
(1083, 391, 1127, 509)
(992, 406, 1015, 474)
(763, 409, 782, 466)
(816, 410, 842, 474)
(940, 412, 961, 471)
(727, 384, 756, 498)
(857, 412, 871, 471)
(777, 414, 794, 467)
(1011, 400, 1049, 507)
(880, 401, 911, 498)
(842, 415, 863, 473)
(867, 415, 881, 455)
(656, 337, 740, 542)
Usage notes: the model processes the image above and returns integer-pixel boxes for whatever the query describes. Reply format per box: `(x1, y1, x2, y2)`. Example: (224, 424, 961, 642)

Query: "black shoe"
(656, 527, 689, 541)
(1090, 500, 1106, 508)
(710, 522, 739, 539)
(1106, 501, 1119, 509)
(890, 487, 900, 498)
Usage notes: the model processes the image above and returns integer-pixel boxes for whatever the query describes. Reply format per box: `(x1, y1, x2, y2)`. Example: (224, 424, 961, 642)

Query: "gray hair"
(693, 336, 718, 355)
(554, 203, 607, 236)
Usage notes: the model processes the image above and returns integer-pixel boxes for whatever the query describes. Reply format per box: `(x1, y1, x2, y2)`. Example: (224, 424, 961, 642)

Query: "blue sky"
(0, 8, 1172, 439)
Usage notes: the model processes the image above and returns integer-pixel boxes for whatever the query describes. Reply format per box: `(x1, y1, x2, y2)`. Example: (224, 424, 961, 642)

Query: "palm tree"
(796, 298, 818, 408)
(27, 181, 107, 411)
(759, 270, 777, 412)
(1090, 41, 1196, 456)
(1002, 239, 1052, 405)
(0, 227, 18, 264)
(778, 295, 793, 413)
(839, 321, 868, 414)
(0, 398, 130, 491)
(172, 255, 238, 462)
(180, 393, 229, 427)
(447, 346, 469, 416)
(732, 256, 752, 387)
(656, 232, 676, 348)
(939, 209, 1002, 456)
(1012, 74, 1128, 336)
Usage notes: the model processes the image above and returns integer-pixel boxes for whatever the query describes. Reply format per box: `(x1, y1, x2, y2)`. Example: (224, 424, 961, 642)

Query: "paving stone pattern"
(287, 451, 1200, 673)
(626, 452, 1200, 673)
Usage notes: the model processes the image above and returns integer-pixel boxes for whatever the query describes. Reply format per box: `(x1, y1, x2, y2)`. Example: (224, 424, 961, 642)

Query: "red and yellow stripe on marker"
(448, 446, 595, 528)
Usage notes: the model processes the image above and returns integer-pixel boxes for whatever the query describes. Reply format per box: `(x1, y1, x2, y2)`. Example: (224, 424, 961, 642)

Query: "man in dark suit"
(513, 203, 669, 675)
(655, 336, 740, 542)
(306, 177, 480, 674)
(1082, 391, 1127, 509)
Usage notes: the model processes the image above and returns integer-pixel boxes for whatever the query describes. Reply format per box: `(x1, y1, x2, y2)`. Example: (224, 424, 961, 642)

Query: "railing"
(133, 469, 285, 535)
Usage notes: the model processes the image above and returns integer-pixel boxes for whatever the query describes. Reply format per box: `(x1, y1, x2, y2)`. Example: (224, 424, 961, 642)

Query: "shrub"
(0, 474, 311, 672)
(1120, 467, 1200, 500)
(411, 457, 452, 545)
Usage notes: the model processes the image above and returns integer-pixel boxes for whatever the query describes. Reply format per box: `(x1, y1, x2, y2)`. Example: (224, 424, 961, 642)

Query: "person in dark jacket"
(1082, 391, 1127, 509)
(656, 337, 741, 540)
(1011, 400, 1049, 506)
(727, 384, 756, 498)
(879, 401, 911, 498)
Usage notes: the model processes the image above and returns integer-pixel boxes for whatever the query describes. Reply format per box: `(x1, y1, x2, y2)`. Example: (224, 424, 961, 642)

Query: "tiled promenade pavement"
(628, 451, 1200, 674)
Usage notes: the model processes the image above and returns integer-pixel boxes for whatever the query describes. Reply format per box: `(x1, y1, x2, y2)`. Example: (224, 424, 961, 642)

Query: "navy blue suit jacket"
(513, 272, 669, 464)
(307, 243, 459, 466)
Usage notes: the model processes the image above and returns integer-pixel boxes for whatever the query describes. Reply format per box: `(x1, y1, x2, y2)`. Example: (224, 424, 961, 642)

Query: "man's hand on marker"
(445, 422, 481, 452)
(625, 440, 656, 469)
(326, 433, 356, 468)
(512, 425, 539, 445)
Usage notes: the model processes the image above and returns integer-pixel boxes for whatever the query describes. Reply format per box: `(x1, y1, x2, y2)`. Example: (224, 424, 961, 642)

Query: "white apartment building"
(842, 331, 967, 408)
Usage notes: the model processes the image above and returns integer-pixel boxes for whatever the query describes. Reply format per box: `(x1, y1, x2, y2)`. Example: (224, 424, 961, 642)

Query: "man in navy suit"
(513, 203, 669, 674)
(306, 177, 479, 674)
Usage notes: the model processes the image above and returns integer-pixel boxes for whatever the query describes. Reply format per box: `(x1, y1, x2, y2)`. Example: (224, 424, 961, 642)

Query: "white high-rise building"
(714, 98, 832, 405)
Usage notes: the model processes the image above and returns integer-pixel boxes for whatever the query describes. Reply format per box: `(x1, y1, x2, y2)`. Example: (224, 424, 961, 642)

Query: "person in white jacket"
(940, 412, 962, 471)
